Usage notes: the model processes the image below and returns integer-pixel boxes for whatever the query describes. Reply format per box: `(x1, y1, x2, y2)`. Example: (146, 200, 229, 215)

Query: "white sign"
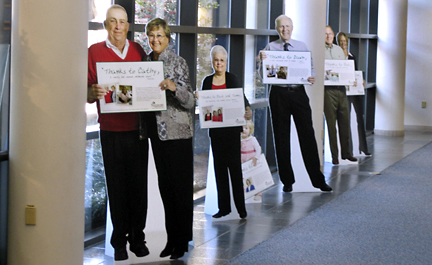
(242, 154, 274, 200)
(262, 51, 312, 85)
(96, 61, 166, 113)
(324, 59, 356, 86)
(347, 71, 365, 95)
(198, 88, 246, 129)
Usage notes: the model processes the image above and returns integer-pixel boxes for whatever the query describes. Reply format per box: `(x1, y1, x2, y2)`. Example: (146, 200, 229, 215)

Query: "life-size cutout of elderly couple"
(88, 5, 194, 261)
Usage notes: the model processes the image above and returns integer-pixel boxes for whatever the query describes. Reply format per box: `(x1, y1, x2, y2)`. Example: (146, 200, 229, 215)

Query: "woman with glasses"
(336, 32, 371, 157)
(144, 18, 195, 260)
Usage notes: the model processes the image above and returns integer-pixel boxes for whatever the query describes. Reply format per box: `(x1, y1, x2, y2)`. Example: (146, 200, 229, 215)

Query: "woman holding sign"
(144, 18, 195, 260)
(199, 45, 252, 219)
(336, 32, 371, 157)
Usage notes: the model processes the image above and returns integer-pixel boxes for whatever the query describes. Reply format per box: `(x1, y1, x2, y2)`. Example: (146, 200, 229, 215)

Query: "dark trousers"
(148, 121, 193, 245)
(324, 86, 352, 159)
(100, 130, 148, 249)
(269, 85, 326, 187)
(347, 95, 369, 153)
(210, 131, 246, 214)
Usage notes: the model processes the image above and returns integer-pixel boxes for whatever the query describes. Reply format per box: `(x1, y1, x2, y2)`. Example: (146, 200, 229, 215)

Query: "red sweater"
(88, 40, 146, 131)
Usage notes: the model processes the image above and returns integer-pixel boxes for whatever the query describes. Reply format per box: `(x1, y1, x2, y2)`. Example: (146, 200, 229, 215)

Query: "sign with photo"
(262, 51, 312, 85)
(198, 88, 246, 129)
(346, 70, 365, 95)
(96, 61, 166, 113)
(324, 59, 356, 86)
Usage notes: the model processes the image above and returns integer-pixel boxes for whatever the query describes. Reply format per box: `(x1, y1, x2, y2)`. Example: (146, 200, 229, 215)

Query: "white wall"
(405, 0, 432, 128)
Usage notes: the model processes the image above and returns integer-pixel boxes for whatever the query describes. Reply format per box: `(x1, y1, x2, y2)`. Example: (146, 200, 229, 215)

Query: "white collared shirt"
(105, 39, 130, 59)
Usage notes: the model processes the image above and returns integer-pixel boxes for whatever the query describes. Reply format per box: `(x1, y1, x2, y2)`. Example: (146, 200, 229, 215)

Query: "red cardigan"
(87, 40, 146, 131)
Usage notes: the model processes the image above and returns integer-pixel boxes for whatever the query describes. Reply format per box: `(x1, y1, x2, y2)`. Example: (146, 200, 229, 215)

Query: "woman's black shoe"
(160, 242, 174, 258)
(239, 211, 247, 219)
(361, 150, 372, 156)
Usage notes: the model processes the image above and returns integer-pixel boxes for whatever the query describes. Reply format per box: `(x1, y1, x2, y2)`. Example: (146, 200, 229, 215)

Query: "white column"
(282, 0, 327, 190)
(8, 0, 88, 264)
(375, 0, 407, 136)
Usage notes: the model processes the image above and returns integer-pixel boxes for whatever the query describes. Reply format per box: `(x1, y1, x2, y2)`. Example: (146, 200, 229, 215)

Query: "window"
(85, 0, 111, 238)
(135, 0, 178, 25)
(0, 0, 10, 262)
(198, 0, 229, 28)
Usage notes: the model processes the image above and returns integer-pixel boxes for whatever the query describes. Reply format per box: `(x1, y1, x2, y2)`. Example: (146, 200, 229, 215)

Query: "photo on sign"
(202, 106, 213, 122)
(201, 106, 224, 123)
(276, 66, 288, 80)
(325, 70, 340, 82)
(265, 65, 277, 77)
(117, 85, 133, 105)
(102, 83, 117, 104)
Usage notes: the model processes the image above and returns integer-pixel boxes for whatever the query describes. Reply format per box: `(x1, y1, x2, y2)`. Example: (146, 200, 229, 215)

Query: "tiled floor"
(83, 130, 432, 265)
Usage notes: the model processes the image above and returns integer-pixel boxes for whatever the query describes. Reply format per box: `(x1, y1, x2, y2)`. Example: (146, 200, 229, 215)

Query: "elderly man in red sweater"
(87, 4, 149, 261)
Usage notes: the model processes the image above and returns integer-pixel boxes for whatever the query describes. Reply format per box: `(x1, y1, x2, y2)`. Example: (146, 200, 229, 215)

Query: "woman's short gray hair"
(146, 18, 171, 43)
(210, 45, 228, 61)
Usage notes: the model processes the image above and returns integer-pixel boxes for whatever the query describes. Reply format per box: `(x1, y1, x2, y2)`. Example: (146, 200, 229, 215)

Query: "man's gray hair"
(210, 45, 228, 61)
(275, 14, 293, 26)
(106, 4, 128, 20)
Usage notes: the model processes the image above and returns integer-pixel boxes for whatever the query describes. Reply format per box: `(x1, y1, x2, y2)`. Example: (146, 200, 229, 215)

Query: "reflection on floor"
(84, 131, 432, 265)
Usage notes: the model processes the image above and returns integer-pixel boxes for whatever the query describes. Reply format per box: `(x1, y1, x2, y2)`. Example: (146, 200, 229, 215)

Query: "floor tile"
(84, 131, 432, 265)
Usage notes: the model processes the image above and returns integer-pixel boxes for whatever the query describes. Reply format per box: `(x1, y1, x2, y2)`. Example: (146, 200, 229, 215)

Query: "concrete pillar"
(8, 0, 88, 264)
(375, 0, 407, 136)
(286, 0, 327, 149)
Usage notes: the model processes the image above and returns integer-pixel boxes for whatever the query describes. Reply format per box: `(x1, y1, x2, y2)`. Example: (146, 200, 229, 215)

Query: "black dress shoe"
(170, 243, 188, 260)
(318, 184, 333, 192)
(212, 211, 230, 218)
(239, 211, 247, 219)
(342, 156, 358, 162)
(170, 248, 185, 260)
(114, 247, 128, 261)
(332, 158, 339, 165)
(283, 184, 292, 192)
(160, 242, 174, 258)
(130, 242, 149, 258)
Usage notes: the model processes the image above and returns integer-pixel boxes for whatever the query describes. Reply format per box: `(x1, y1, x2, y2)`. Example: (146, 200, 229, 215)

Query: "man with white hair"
(260, 15, 332, 193)
(87, 4, 149, 261)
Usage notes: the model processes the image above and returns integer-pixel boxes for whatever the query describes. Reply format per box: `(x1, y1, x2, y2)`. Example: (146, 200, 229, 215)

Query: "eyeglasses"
(147, 34, 166, 40)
